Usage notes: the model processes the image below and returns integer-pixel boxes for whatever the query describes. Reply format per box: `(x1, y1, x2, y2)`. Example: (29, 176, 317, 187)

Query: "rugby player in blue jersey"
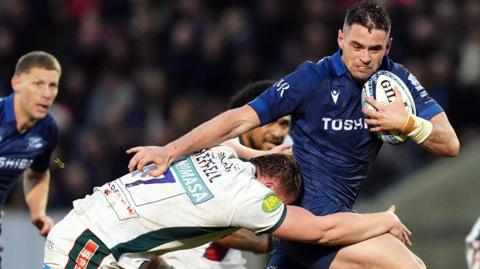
(128, 1, 459, 268)
(0, 51, 60, 266)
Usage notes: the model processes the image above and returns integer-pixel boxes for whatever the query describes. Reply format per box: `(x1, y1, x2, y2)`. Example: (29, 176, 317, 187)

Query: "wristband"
(402, 114, 433, 144)
(401, 114, 416, 134)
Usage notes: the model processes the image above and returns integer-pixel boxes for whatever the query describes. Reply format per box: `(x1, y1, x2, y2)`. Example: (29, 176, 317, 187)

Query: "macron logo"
(331, 89, 339, 104)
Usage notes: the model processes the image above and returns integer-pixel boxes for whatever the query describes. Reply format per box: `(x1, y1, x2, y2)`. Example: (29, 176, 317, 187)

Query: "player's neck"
(13, 99, 36, 134)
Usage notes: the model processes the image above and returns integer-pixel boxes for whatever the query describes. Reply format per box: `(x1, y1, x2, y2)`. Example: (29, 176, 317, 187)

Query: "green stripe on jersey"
(110, 226, 236, 259)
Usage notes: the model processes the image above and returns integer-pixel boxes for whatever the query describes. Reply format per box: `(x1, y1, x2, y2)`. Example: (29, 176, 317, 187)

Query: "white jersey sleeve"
(229, 177, 287, 234)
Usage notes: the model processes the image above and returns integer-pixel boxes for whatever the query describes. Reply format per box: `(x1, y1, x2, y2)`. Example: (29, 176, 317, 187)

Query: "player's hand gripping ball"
(361, 70, 416, 145)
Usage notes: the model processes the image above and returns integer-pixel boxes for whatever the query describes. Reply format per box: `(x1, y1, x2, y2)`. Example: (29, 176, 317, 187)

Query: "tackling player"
(44, 145, 410, 269)
(0, 51, 60, 267)
(127, 1, 459, 268)
(157, 80, 291, 269)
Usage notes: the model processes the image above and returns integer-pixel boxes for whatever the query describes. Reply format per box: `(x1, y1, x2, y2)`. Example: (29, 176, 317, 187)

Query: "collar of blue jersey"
(3, 94, 15, 123)
(330, 49, 391, 77)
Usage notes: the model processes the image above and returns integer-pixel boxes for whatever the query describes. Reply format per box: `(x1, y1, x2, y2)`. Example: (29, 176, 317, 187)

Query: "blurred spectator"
(1, 0, 477, 209)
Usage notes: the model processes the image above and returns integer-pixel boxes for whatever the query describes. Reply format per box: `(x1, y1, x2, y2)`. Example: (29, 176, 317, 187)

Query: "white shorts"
(43, 210, 151, 269)
(161, 247, 246, 269)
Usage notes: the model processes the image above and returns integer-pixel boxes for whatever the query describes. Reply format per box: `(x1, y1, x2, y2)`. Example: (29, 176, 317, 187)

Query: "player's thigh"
(330, 233, 426, 269)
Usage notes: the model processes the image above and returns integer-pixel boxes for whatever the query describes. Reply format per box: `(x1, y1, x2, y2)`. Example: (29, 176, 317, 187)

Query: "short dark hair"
(228, 80, 275, 109)
(344, 0, 391, 34)
(250, 154, 303, 204)
(15, 51, 62, 75)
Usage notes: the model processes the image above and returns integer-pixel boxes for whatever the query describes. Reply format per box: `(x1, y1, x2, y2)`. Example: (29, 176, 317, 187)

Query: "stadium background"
(0, 0, 478, 268)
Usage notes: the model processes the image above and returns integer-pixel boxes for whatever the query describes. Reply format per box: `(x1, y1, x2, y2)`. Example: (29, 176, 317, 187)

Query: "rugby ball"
(361, 70, 416, 145)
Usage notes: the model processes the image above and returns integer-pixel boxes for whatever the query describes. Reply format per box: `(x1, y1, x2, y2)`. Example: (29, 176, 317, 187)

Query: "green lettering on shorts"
(65, 229, 110, 269)
(262, 193, 282, 213)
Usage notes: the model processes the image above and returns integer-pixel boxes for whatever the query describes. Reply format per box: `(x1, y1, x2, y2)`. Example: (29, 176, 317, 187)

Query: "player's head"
(12, 51, 61, 121)
(338, 0, 391, 81)
(229, 80, 291, 150)
(250, 154, 302, 204)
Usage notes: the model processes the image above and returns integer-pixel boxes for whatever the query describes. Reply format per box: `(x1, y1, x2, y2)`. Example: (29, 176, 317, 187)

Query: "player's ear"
(338, 29, 344, 50)
(264, 181, 277, 192)
(386, 37, 392, 55)
(11, 75, 21, 93)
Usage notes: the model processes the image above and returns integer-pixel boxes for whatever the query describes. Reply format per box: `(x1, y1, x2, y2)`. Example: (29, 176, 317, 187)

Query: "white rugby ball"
(361, 70, 416, 145)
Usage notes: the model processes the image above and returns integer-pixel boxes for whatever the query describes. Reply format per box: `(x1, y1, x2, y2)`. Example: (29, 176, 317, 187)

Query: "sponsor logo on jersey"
(273, 79, 290, 98)
(322, 117, 368, 131)
(74, 240, 98, 269)
(27, 136, 43, 150)
(0, 157, 33, 170)
(99, 181, 138, 220)
(262, 193, 282, 213)
(172, 158, 214, 205)
(407, 73, 427, 97)
(331, 89, 339, 104)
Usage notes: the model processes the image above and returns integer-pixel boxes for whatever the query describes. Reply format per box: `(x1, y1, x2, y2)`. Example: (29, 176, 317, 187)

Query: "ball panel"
(361, 71, 416, 145)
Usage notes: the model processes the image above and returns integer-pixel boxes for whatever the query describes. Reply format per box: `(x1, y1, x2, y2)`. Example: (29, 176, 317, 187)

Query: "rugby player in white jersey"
(44, 145, 411, 269)
(157, 80, 290, 269)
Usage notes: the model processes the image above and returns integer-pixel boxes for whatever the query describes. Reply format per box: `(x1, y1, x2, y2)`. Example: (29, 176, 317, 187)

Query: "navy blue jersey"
(250, 50, 443, 215)
(0, 94, 57, 206)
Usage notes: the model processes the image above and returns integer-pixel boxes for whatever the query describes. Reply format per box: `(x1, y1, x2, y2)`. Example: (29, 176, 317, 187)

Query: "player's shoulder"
(295, 58, 331, 80)
(40, 113, 58, 130)
(35, 113, 58, 141)
(384, 57, 412, 80)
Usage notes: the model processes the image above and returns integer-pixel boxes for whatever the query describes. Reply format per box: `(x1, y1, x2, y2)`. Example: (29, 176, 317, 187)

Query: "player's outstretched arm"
(23, 168, 55, 237)
(272, 205, 411, 246)
(214, 228, 270, 254)
(127, 105, 261, 177)
(224, 139, 292, 160)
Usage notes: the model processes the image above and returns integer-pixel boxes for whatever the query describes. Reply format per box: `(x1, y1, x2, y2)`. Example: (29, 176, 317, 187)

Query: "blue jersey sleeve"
(393, 64, 444, 120)
(249, 61, 324, 125)
(30, 118, 58, 172)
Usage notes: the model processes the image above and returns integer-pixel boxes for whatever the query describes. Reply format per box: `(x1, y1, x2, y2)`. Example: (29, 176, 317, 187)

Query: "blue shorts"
(267, 239, 341, 269)
(267, 193, 354, 269)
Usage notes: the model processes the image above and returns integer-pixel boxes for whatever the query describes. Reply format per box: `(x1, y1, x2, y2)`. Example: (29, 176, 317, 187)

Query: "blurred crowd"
(1, 0, 479, 208)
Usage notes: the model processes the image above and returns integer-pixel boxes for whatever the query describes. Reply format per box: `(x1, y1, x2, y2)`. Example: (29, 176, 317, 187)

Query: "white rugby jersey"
(161, 136, 293, 269)
(72, 145, 286, 260)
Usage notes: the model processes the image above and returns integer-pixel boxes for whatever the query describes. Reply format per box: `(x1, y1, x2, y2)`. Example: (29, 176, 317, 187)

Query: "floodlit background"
(1, 0, 479, 268)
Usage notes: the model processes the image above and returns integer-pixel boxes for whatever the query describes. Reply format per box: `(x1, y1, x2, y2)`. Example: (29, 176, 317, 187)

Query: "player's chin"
(262, 142, 276, 151)
(33, 111, 49, 120)
(352, 71, 374, 81)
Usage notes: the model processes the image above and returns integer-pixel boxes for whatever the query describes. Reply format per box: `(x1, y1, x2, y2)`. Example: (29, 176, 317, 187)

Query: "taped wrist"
(401, 114, 433, 144)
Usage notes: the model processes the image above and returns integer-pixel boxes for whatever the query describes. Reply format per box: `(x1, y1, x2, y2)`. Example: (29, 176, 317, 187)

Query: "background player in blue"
(127, 1, 460, 268)
(0, 51, 60, 266)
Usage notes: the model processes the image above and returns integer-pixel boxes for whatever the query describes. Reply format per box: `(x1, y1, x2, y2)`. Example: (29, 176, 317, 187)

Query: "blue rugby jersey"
(0, 94, 57, 207)
(250, 50, 443, 215)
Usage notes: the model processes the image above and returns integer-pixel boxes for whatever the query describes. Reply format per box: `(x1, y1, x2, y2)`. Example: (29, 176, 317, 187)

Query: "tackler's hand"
(127, 146, 174, 177)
